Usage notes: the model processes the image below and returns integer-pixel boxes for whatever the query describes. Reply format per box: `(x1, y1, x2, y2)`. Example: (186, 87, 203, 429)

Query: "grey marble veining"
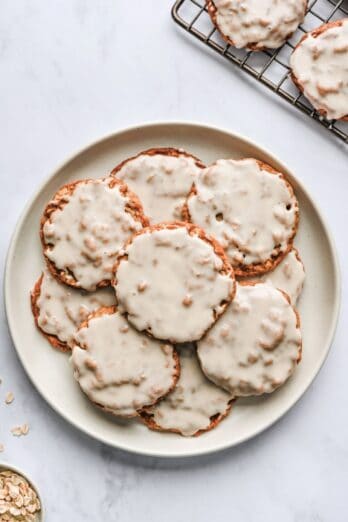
(0, 1, 347, 521)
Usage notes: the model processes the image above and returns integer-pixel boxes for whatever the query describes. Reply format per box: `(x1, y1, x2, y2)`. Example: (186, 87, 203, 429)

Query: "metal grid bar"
(172, 0, 348, 144)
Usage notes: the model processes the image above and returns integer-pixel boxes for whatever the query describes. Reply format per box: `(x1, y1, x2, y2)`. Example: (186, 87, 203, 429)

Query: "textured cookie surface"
(197, 282, 302, 397)
(31, 270, 116, 352)
(113, 223, 236, 343)
(41, 177, 148, 291)
(111, 148, 204, 223)
(141, 344, 233, 437)
(207, 0, 307, 50)
(290, 19, 348, 121)
(185, 158, 299, 277)
(71, 307, 179, 417)
(242, 248, 305, 305)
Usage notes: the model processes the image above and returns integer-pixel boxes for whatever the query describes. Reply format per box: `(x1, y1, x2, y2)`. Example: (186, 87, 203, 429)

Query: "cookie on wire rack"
(206, 0, 307, 51)
(290, 19, 348, 121)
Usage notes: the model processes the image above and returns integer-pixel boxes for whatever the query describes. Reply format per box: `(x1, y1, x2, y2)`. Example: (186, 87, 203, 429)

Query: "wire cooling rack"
(172, 0, 348, 144)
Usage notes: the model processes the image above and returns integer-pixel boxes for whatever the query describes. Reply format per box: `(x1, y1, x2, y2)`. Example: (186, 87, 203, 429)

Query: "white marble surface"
(0, 1, 347, 520)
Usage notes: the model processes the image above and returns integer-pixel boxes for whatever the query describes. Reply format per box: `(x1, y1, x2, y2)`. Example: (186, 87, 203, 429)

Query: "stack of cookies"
(31, 148, 305, 437)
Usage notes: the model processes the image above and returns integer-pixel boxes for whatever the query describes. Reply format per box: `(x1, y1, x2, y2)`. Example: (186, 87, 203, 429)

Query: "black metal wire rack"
(172, 0, 348, 144)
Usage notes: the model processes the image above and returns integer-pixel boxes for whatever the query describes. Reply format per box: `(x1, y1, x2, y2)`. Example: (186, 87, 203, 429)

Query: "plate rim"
(4, 121, 341, 458)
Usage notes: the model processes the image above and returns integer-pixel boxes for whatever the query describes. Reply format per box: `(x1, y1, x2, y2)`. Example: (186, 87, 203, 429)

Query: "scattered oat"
(0, 470, 41, 521)
(10, 425, 29, 437)
(0, 444, 4, 453)
(20, 425, 29, 436)
(5, 392, 14, 405)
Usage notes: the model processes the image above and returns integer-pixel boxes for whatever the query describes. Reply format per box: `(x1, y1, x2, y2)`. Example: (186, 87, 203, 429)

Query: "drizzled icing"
(254, 248, 305, 305)
(290, 20, 348, 120)
(142, 344, 232, 436)
(36, 270, 116, 348)
(212, 0, 306, 50)
(113, 152, 203, 223)
(187, 159, 298, 271)
(71, 309, 178, 417)
(114, 226, 235, 343)
(197, 282, 302, 397)
(42, 178, 144, 291)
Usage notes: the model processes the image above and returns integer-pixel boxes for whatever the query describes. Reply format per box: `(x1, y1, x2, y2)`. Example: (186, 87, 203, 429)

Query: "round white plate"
(5, 122, 340, 458)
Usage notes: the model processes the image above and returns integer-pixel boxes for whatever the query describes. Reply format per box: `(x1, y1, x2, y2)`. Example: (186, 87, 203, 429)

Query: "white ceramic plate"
(5, 122, 340, 458)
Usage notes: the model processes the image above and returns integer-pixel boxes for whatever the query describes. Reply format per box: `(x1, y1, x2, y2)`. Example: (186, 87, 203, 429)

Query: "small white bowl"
(0, 463, 44, 521)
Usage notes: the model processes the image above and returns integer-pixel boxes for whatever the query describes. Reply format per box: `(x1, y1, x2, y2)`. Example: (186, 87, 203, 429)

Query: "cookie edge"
(140, 396, 235, 437)
(30, 273, 71, 353)
(110, 147, 206, 177)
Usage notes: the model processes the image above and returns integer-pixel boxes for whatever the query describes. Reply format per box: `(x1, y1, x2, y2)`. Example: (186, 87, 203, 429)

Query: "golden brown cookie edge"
(140, 397, 235, 437)
(30, 273, 71, 353)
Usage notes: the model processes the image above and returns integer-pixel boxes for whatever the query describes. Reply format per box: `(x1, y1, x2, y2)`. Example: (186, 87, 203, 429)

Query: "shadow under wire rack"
(171, 0, 348, 144)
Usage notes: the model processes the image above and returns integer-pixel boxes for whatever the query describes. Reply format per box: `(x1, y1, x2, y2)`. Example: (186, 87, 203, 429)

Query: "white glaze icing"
(197, 282, 302, 397)
(43, 178, 144, 291)
(36, 270, 116, 348)
(187, 159, 298, 270)
(114, 226, 235, 343)
(114, 152, 202, 223)
(71, 310, 177, 417)
(290, 19, 348, 120)
(256, 248, 305, 305)
(143, 344, 232, 436)
(213, 0, 306, 50)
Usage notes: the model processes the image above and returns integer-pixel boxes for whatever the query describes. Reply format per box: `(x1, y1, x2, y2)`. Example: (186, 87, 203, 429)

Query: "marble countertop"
(0, 1, 347, 520)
